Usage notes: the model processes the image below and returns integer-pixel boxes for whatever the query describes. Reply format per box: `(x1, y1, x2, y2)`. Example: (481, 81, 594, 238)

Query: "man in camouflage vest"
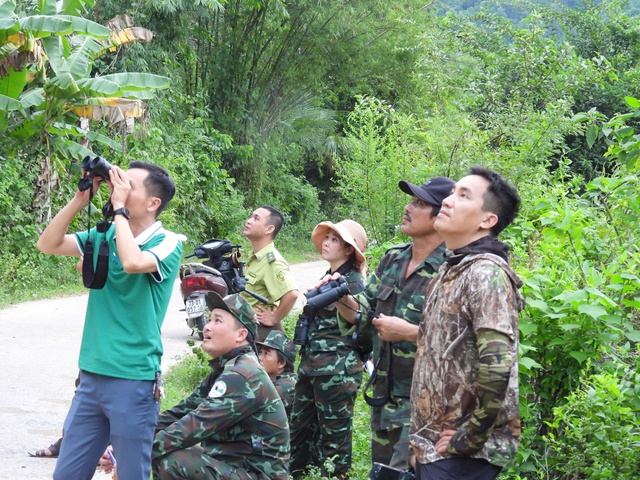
(330, 176, 455, 470)
(409, 166, 525, 480)
(151, 292, 290, 480)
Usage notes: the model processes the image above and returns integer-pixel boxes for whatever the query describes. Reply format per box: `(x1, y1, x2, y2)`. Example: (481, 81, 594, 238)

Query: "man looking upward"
(410, 166, 525, 480)
(328, 176, 455, 470)
(37, 161, 182, 480)
(242, 205, 299, 342)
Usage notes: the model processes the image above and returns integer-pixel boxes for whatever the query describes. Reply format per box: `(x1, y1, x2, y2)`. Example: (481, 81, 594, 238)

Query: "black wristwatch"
(113, 207, 130, 220)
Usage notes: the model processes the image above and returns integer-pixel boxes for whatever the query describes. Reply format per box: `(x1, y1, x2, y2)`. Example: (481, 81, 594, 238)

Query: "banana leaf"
(0, 92, 21, 111)
(19, 15, 73, 38)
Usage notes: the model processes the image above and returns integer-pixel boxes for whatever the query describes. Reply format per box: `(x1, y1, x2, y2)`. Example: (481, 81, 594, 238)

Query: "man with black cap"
(151, 292, 290, 479)
(323, 176, 455, 472)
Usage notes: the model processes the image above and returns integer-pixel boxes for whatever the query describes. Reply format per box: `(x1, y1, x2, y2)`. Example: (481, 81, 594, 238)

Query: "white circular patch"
(208, 381, 227, 398)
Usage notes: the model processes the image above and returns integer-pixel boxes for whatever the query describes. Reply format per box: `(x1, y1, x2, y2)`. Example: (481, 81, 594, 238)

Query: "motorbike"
(179, 238, 267, 339)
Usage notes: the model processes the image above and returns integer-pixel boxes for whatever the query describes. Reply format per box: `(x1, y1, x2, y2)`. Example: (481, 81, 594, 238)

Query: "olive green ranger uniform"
(338, 243, 445, 470)
(152, 345, 290, 480)
(290, 267, 365, 479)
(243, 242, 298, 341)
(410, 240, 525, 470)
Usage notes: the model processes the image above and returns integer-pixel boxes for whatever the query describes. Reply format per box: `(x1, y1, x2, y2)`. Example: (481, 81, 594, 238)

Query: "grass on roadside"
(0, 254, 86, 308)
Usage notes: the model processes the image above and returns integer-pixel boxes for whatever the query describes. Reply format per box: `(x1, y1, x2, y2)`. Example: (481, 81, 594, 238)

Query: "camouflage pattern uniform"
(256, 330, 299, 418)
(273, 371, 297, 418)
(152, 345, 290, 479)
(290, 267, 365, 479)
(338, 243, 445, 470)
(410, 249, 525, 469)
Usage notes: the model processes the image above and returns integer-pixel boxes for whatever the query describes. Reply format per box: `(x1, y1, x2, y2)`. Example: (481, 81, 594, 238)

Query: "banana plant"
(0, 0, 169, 222)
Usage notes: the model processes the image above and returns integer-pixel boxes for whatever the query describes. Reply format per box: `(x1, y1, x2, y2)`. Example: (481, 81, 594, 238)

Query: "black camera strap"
(363, 340, 395, 407)
(81, 188, 111, 290)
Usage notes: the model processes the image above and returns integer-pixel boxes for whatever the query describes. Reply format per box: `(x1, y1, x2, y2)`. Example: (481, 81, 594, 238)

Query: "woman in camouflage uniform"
(289, 220, 367, 479)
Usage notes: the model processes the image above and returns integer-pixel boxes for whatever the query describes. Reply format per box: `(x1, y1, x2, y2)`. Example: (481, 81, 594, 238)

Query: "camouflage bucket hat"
(255, 330, 298, 363)
(205, 291, 258, 338)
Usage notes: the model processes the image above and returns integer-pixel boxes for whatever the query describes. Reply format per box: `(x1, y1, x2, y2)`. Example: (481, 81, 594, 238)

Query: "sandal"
(28, 443, 60, 458)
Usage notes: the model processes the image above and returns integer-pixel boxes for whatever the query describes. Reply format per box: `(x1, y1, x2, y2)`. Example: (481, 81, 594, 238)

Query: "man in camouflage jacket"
(256, 330, 298, 418)
(152, 292, 290, 480)
(410, 166, 525, 480)
(333, 177, 455, 470)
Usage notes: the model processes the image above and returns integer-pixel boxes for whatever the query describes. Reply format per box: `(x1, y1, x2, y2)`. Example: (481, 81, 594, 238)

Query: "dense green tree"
(88, 0, 431, 215)
(0, 0, 168, 253)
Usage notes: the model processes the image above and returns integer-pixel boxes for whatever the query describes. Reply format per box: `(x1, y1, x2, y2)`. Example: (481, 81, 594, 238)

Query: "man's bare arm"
(108, 167, 159, 274)
(37, 192, 92, 257)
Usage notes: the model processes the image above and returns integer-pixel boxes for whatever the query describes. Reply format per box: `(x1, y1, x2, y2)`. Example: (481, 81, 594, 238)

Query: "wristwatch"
(113, 207, 130, 220)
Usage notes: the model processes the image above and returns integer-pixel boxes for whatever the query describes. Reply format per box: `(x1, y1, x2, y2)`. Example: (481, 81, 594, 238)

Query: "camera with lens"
(293, 276, 351, 346)
(369, 463, 415, 480)
(78, 155, 113, 191)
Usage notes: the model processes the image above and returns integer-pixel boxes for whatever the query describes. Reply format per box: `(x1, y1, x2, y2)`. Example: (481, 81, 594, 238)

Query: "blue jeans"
(53, 370, 159, 480)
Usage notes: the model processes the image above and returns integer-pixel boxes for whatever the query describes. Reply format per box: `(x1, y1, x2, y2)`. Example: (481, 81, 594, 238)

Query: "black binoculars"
(78, 155, 113, 192)
(369, 462, 415, 480)
(293, 276, 351, 346)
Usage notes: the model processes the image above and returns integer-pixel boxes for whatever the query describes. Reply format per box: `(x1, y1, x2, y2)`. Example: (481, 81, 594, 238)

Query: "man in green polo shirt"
(242, 205, 299, 342)
(37, 160, 182, 480)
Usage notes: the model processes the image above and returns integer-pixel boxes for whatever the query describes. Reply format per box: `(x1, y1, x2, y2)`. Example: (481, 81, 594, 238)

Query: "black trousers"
(416, 458, 502, 480)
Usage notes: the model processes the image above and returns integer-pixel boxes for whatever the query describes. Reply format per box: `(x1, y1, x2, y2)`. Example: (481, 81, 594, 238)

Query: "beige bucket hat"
(311, 219, 367, 266)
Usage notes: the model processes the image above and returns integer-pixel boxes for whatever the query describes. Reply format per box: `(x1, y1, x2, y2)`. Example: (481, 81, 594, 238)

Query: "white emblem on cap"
(208, 381, 227, 398)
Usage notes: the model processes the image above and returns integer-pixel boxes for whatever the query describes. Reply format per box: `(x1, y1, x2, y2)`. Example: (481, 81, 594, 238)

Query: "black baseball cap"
(398, 176, 455, 207)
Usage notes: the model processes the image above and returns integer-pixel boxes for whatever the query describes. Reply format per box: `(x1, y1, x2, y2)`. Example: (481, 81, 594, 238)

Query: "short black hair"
(129, 161, 175, 218)
(469, 166, 520, 236)
(260, 205, 285, 238)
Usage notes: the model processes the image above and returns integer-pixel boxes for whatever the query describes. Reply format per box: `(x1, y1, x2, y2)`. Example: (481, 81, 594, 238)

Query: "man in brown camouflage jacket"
(410, 166, 525, 480)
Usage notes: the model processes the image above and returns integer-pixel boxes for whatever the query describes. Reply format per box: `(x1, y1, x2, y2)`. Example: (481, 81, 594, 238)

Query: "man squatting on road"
(151, 292, 290, 479)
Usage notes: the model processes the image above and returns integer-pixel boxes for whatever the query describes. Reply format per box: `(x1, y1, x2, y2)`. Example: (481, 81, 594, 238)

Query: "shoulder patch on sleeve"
(208, 380, 227, 398)
(275, 269, 286, 281)
(267, 251, 276, 263)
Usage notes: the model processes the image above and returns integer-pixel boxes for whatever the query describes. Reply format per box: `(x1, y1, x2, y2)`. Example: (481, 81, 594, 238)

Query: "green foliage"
(333, 95, 454, 246)
(160, 340, 212, 410)
(502, 98, 640, 477)
(544, 368, 640, 479)
(117, 92, 247, 240)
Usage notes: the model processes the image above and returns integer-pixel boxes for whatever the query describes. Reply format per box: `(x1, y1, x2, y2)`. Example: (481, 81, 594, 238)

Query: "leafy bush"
(544, 368, 640, 479)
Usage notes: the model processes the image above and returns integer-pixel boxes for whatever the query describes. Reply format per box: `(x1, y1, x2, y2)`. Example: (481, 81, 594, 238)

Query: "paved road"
(0, 260, 326, 480)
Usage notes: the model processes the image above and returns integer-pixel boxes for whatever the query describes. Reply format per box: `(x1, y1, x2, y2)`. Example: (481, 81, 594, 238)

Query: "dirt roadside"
(0, 260, 326, 480)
